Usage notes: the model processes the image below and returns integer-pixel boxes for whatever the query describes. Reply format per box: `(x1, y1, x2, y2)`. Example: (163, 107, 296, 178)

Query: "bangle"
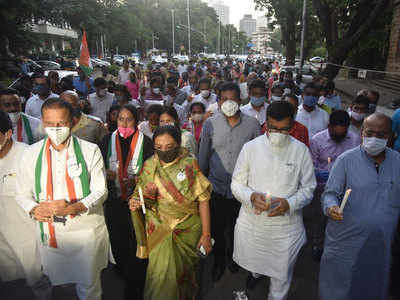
(202, 232, 211, 237)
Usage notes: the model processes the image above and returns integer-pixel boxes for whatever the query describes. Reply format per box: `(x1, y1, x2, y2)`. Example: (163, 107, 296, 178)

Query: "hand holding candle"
(138, 186, 146, 215)
(339, 189, 352, 214)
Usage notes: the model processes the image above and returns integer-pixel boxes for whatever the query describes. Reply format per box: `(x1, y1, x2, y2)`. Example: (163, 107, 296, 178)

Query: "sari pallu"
(131, 149, 212, 300)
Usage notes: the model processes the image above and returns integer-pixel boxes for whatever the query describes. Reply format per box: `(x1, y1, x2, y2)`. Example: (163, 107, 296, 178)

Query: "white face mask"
(191, 113, 204, 122)
(221, 100, 239, 117)
(8, 112, 20, 124)
(97, 88, 107, 98)
(351, 111, 367, 122)
(268, 132, 289, 148)
(45, 127, 70, 146)
(362, 137, 387, 156)
(270, 95, 281, 102)
(201, 90, 211, 98)
(152, 88, 160, 94)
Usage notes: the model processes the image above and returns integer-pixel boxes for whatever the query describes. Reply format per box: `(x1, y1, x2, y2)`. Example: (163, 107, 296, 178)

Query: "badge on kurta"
(177, 171, 186, 182)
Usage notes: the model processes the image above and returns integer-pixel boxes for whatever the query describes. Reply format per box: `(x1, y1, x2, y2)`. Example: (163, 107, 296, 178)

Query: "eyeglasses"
(268, 127, 291, 135)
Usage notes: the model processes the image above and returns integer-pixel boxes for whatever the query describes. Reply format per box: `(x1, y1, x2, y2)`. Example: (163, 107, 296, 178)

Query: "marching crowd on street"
(1, 56, 400, 300)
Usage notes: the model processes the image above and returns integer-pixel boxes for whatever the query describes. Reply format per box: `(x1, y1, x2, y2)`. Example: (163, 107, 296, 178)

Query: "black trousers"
(391, 220, 400, 300)
(104, 196, 147, 300)
(210, 191, 241, 267)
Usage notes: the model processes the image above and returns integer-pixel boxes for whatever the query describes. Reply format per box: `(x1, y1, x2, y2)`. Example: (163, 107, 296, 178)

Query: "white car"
(44, 70, 78, 79)
(173, 55, 189, 62)
(35, 60, 61, 70)
(91, 58, 111, 68)
(280, 65, 315, 83)
(152, 55, 168, 64)
(113, 55, 125, 65)
(309, 56, 324, 63)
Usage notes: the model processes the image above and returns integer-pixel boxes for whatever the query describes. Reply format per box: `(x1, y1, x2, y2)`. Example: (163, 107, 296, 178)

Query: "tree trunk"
(285, 19, 297, 65)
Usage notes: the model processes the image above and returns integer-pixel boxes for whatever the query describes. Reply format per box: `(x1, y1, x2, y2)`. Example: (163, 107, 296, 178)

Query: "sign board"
(358, 69, 367, 79)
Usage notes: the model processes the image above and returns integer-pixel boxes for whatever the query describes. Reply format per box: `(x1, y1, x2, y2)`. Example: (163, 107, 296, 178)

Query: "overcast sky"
(206, 0, 268, 28)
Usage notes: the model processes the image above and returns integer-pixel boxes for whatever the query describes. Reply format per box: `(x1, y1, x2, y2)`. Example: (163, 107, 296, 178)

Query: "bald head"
(60, 90, 79, 109)
(362, 112, 392, 139)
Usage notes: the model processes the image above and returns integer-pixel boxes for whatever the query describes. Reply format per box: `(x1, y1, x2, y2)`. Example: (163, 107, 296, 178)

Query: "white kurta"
(296, 104, 329, 138)
(0, 141, 42, 285)
(16, 136, 109, 286)
(240, 103, 268, 125)
(231, 135, 316, 280)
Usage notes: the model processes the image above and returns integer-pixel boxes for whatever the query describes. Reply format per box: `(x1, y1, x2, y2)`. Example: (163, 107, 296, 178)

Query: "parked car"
(113, 55, 125, 65)
(309, 56, 324, 63)
(91, 58, 111, 68)
(173, 55, 189, 62)
(44, 70, 78, 79)
(35, 60, 61, 70)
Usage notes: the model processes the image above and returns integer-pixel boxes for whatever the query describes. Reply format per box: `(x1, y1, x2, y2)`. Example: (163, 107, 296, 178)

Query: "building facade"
(251, 26, 272, 54)
(240, 14, 256, 38)
(208, 0, 230, 25)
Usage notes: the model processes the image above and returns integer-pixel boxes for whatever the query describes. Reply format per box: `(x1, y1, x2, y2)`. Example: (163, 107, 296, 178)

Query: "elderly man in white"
(231, 101, 316, 300)
(16, 97, 109, 300)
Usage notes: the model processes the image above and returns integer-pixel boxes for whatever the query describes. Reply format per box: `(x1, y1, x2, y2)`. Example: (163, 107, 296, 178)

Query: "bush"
(107, 64, 120, 76)
(312, 47, 327, 58)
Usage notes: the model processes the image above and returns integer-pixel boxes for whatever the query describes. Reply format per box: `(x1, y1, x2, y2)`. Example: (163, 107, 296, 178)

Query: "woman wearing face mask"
(138, 104, 162, 139)
(129, 125, 212, 300)
(143, 77, 163, 101)
(159, 106, 198, 157)
(183, 102, 206, 144)
(125, 72, 140, 100)
(348, 95, 370, 136)
(113, 84, 132, 106)
(100, 104, 154, 300)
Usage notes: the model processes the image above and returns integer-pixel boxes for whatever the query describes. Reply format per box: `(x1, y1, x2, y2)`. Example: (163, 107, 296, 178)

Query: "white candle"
(138, 186, 146, 215)
(339, 189, 352, 213)
(328, 157, 332, 165)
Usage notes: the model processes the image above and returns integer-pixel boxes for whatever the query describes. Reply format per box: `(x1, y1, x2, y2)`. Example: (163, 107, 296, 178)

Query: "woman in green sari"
(129, 125, 212, 300)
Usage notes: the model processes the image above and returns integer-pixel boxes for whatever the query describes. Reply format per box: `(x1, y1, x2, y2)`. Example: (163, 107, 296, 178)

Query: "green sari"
(131, 148, 212, 300)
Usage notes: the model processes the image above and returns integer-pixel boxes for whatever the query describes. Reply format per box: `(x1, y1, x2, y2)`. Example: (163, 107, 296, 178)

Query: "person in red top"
(262, 93, 310, 147)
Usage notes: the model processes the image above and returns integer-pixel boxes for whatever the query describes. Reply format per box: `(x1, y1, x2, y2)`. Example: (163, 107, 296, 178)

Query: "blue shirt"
(323, 94, 342, 110)
(392, 108, 400, 151)
(73, 77, 94, 97)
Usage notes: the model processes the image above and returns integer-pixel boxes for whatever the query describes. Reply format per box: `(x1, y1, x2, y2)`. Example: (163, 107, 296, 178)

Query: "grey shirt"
(199, 112, 261, 198)
(175, 89, 187, 105)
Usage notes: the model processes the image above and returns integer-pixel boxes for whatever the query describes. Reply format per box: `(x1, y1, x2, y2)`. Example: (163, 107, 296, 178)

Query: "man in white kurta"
(16, 98, 109, 300)
(231, 101, 316, 300)
(0, 111, 42, 288)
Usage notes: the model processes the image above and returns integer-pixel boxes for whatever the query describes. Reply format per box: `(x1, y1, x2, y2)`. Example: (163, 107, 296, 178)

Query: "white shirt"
(231, 135, 316, 280)
(183, 93, 217, 113)
(25, 93, 59, 119)
(177, 64, 187, 76)
(12, 113, 44, 144)
(296, 104, 329, 138)
(88, 91, 114, 122)
(0, 142, 41, 285)
(180, 85, 194, 95)
(118, 68, 134, 84)
(240, 103, 268, 125)
(240, 82, 248, 100)
(16, 137, 109, 285)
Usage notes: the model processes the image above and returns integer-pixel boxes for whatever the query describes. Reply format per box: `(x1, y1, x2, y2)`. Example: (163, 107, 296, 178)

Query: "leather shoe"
(212, 263, 225, 282)
(312, 246, 323, 263)
(246, 274, 264, 289)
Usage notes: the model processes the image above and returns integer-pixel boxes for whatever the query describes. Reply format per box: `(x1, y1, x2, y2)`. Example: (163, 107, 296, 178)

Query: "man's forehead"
(0, 94, 19, 102)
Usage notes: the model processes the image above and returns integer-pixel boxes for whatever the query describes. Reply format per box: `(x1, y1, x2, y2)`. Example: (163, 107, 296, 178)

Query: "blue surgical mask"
(303, 95, 318, 107)
(369, 104, 377, 113)
(362, 137, 387, 156)
(250, 96, 265, 107)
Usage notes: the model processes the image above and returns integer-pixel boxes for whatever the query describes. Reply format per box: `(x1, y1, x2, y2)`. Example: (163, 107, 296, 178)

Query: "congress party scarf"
(17, 114, 34, 145)
(34, 136, 90, 248)
(106, 129, 144, 200)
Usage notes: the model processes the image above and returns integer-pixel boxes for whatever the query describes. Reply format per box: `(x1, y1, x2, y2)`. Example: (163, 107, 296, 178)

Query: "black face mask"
(156, 147, 180, 163)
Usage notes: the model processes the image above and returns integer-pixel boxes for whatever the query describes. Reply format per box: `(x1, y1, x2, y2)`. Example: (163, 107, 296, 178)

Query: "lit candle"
(138, 186, 146, 215)
(339, 189, 352, 213)
(328, 157, 332, 165)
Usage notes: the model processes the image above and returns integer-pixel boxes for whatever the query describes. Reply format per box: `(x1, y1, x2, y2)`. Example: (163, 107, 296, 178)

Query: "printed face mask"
(45, 127, 70, 146)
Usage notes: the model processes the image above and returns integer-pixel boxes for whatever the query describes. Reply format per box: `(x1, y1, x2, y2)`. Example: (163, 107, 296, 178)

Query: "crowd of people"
(0, 56, 399, 300)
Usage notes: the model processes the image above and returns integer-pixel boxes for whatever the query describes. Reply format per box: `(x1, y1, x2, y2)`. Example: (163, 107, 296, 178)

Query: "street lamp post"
(187, 0, 191, 57)
(300, 0, 306, 69)
(152, 32, 155, 50)
(171, 9, 175, 56)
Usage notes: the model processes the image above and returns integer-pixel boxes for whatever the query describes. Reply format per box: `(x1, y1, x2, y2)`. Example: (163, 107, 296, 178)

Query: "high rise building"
(256, 16, 269, 30)
(208, 0, 230, 25)
(240, 14, 256, 38)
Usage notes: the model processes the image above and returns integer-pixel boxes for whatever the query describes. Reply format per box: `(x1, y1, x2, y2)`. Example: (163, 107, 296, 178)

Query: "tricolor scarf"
(106, 130, 144, 200)
(17, 114, 34, 145)
(34, 136, 90, 248)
